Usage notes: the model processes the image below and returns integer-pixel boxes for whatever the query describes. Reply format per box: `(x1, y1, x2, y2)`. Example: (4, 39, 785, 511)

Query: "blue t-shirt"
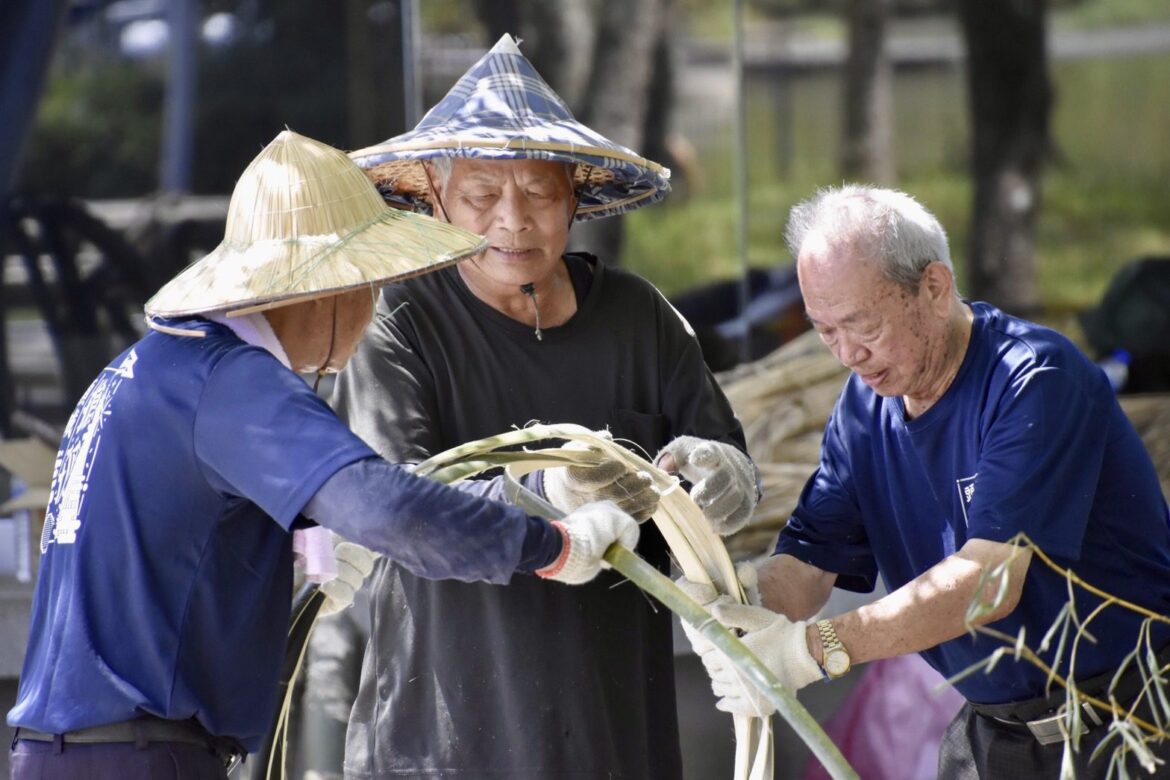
(777, 302, 1170, 704)
(8, 320, 375, 750)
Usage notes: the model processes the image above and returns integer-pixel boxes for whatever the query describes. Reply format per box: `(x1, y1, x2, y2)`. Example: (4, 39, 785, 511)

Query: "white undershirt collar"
(205, 312, 292, 370)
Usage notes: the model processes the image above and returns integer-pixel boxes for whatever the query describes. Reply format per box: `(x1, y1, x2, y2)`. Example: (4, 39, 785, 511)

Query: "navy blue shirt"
(778, 302, 1170, 704)
(8, 319, 549, 750)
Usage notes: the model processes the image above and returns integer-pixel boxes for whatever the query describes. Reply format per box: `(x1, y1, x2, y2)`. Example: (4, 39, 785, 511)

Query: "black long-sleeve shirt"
(333, 254, 748, 779)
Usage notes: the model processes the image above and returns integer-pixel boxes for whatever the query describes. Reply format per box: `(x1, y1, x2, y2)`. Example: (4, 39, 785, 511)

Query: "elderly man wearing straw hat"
(5, 130, 641, 779)
(325, 34, 759, 780)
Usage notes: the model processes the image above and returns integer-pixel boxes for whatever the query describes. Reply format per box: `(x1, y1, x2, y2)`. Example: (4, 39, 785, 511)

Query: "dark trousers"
(938, 643, 1170, 779)
(11, 738, 228, 780)
(937, 702, 1170, 779)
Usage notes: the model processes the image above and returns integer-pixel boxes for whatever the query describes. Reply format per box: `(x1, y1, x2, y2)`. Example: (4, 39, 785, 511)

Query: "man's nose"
(495, 188, 531, 232)
(836, 335, 870, 369)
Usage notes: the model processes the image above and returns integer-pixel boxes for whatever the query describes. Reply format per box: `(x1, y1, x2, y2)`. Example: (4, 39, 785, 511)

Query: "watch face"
(825, 649, 850, 677)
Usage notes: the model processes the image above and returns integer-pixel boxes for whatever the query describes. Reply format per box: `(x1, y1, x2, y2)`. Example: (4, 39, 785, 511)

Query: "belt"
(970, 641, 1170, 746)
(13, 716, 245, 769)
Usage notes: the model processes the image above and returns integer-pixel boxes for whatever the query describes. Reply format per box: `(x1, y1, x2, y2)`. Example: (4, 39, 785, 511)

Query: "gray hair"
(428, 156, 454, 189)
(785, 184, 955, 294)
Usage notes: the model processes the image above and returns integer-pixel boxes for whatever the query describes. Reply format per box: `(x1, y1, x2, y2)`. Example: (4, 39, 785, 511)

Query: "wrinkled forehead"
(799, 235, 897, 315)
(450, 157, 574, 188)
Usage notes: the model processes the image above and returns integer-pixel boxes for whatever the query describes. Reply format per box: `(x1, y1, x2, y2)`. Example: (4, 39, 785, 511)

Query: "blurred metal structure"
(0, 0, 69, 439)
(732, 0, 752, 366)
(0, 0, 67, 199)
(401, 0, 422, 127)
(159, 0, 198, 194)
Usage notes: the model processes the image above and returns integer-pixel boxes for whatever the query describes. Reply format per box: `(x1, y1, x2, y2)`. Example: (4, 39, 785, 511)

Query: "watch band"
(816, 618, 842, 652)
(815, 618, 850, 679)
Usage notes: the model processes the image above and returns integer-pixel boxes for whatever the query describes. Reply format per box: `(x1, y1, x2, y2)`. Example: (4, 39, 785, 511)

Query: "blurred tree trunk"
(958, 0, 1052, 314)
(841, 0, 894, 183)
(472, 0, 674, 266)
(573, 0, 671, 264)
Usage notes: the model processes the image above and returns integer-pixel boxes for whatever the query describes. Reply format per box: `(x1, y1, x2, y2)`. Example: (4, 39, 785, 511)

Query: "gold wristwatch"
(815, 619, 851, 679)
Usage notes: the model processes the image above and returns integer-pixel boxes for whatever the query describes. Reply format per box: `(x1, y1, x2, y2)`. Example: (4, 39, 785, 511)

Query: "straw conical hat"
(348, 34, 671, 223)
(145, 130, 488, 318)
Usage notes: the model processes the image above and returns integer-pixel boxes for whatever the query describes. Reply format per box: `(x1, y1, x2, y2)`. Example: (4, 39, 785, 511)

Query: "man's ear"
(922, 261, 954, 312)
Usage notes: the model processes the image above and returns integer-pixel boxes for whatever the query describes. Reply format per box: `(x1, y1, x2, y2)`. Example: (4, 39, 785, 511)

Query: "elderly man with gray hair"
(681, 184, 1170, 779)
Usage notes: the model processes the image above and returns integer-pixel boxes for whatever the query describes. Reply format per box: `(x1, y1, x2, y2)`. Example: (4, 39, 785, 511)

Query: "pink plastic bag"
(803, 654, 965, 780)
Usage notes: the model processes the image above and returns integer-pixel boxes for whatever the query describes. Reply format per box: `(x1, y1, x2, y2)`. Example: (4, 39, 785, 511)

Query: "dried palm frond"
(415, 422, 854, 780)
(261, 423, 858, 780)
(954, 532, 1170, 776)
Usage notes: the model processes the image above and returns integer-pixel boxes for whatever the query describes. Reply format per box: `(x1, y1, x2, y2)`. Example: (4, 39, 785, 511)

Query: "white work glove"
(317, 541, 377, 616)
(700, 601, 822, 717)
(675, 566, 760, 655)
(675, 576, 723, 659)
(543, 441, 659, 521)
(536, 501, 640, 585)
(656, 437, 758, 535)
(735, 560, 761, 606)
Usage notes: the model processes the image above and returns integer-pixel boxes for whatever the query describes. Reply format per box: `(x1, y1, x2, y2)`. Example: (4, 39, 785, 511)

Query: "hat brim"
(351, 132, 671, 224)
(145, 205, 487, 318)
(351, 138, 668, 222)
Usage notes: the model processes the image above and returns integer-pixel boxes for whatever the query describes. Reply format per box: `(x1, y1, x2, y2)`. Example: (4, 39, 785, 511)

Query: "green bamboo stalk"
(604, 544, 857, 780)
(501, 468, 856, 780)
(267, 427, 858, 780)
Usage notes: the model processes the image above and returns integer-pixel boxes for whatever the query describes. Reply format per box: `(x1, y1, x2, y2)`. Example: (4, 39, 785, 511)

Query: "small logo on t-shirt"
(956, 474, 977, 526)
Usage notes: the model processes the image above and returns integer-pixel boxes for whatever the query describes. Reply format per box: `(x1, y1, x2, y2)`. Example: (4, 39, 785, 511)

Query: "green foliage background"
(16, 0, 1170, 314)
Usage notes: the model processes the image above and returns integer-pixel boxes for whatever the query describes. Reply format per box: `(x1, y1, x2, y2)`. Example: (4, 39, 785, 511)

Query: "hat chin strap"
(312, 298, 340, 393)
(423, 164, 453, 224)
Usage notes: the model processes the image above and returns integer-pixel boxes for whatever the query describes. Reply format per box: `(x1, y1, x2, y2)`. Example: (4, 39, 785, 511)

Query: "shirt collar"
(205, 312, 292, 370)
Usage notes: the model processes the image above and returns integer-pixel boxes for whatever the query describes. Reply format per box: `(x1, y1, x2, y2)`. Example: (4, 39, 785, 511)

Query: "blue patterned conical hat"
(349, 34, 671, 222)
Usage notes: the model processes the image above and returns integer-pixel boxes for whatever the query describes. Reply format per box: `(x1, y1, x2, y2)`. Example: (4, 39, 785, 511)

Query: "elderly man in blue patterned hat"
(320, 33, 760, 780)
(5, 130, 641, 780)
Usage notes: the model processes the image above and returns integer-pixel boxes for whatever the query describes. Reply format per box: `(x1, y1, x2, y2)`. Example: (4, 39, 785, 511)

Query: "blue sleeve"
(965, 365, 1108, 559)
(303, 458, 561, 583)
(193, 348, 376, 530)
(432, 470, 543, 505)
(775, 406, 879, 593)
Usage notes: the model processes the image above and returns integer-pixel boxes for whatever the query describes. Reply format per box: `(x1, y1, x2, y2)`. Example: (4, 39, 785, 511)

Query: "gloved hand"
(736, 560, 761, 606)
(318, 541, 377, 616)
(656, 437, 757, 535)
(699, 601, 822, 717)
(675, 568, 760, 655)
(543, 441, 659, 521)
(536, 502, 640, 585)
(675, 576, 724, 659)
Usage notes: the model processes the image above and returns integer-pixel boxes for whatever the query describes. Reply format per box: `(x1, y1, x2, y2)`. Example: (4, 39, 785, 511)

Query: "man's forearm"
(812, 540, 1032, 667)
(758, 554, 837, 620)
